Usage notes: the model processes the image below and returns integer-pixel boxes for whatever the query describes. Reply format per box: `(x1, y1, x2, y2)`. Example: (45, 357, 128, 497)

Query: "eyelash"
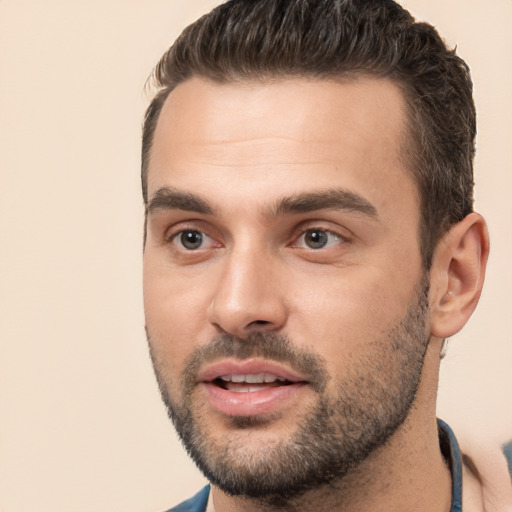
(170, 230, 213, 250)
(292, 228, 346, 250)
(167, 225, 348, 253)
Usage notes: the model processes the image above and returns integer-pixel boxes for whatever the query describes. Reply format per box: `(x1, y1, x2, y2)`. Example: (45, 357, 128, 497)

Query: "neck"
(211, 343, 452, 512)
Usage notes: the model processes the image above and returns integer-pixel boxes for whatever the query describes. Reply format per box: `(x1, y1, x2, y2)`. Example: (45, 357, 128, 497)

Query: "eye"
(172, 230, 213, 251)
(295, 229, 344, 249)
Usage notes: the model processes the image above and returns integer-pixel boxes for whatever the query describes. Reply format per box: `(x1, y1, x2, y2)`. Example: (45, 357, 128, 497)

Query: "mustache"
(181, 332, 329, 393)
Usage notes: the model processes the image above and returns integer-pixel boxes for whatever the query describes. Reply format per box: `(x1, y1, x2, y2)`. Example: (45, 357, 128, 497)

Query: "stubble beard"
(147, 278, 430, 507)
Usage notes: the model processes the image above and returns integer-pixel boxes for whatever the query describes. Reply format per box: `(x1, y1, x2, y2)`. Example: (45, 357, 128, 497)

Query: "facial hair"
(147, 278, 430, 506)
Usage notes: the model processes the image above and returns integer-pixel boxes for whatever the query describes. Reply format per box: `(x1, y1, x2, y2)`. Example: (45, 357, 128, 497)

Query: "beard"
(147, 277, 430, 506)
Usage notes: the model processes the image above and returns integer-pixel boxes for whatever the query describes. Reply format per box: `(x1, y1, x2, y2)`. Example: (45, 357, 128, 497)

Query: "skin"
(143, 77, 489, 511)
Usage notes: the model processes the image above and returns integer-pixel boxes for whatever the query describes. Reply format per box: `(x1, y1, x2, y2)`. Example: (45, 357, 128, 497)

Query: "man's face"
(143, 77, 430, 501)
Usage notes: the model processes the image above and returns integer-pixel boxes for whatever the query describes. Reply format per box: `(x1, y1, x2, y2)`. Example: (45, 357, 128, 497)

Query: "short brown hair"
(141, 0, 476, 268)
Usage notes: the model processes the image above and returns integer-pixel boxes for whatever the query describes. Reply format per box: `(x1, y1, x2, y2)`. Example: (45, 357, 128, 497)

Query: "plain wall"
(1, 1, 510, 511)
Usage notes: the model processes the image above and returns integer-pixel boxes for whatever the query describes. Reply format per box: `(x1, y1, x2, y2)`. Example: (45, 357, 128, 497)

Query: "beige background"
(0, 1, 510, 511)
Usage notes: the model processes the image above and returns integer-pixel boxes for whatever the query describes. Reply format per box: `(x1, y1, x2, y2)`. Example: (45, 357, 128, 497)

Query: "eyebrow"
(147, 186, 378, 219)
(270, 189, 378, 218)
(147, 187, 215, 215)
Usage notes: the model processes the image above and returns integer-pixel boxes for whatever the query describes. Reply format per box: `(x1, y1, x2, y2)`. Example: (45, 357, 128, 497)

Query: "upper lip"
(197, 358, 307, 384)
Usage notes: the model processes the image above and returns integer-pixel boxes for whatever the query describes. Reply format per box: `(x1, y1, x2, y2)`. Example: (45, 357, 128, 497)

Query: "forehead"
(148, 76, 416, 214)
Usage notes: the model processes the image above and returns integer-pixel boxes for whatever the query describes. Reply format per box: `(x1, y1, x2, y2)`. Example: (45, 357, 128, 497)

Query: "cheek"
(143, 260, 213, 372)
(144, 250, 211, 318)
(288, 265, 420, 356)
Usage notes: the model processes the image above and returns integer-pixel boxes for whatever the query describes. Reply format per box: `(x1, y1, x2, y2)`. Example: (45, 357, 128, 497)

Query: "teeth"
(227, 384, 270, 393)
(245, 373, 265, 383)
(219, 373, 287, 384)
(265, 374, 286, 383)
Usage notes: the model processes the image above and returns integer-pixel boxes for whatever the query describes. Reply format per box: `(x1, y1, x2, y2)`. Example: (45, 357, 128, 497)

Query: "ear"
(429, 213, 490, 339)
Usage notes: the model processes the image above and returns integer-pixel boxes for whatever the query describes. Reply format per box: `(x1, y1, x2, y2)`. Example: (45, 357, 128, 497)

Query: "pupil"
(181, 231, 202, 250)
(305, 230, 328, 249)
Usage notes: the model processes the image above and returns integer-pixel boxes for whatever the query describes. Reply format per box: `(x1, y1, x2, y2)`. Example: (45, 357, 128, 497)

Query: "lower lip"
(201, 382, 306, 417)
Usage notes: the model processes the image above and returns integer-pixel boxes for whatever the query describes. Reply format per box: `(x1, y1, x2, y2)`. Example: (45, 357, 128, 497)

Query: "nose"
(207, 246, 288, 338)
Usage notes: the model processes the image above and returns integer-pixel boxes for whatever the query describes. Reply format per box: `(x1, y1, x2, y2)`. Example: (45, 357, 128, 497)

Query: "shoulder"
(458, 434, 512, 510)
(503, 440, 512, 481)
(164, 485, 210, 512)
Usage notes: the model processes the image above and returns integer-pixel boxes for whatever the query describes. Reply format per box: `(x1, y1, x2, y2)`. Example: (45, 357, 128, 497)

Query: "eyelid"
(292, 229, 346, 250)
(164, 220, 212, 242)
(289, 221, 352, 245)
(164, 221, 224, 254)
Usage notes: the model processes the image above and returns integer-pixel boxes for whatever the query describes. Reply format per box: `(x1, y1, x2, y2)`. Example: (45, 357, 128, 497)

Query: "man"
(141, 0, 511, 510)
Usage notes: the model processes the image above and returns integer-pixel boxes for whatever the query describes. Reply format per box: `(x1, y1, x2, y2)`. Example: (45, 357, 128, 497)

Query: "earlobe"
(429, 213, 490, 339)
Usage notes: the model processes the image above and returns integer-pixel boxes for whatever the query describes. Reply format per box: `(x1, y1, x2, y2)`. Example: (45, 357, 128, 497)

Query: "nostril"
(249, 320, 271, 327)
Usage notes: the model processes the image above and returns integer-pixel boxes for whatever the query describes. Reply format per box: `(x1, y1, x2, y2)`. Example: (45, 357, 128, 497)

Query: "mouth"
(213, 372, 293, 392)
(197, 359, 308, 417)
